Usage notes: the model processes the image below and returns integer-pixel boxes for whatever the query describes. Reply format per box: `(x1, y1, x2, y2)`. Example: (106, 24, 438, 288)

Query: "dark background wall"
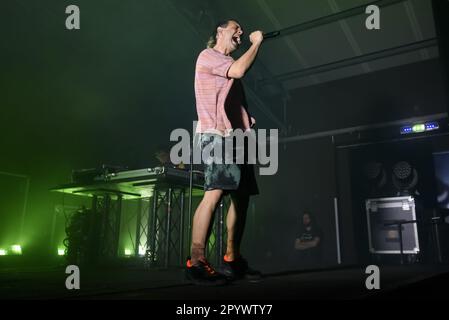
(251, 137, 339, 270)
(286, 58, 447, 134)
(1, 0, 203, 254)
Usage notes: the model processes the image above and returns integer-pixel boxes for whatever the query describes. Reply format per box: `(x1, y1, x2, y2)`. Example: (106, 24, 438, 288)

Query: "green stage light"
(58, 248, 65, 256)
(124, 248, 132, 256)
(412, 124, 425, 133)
(11, 245, 22, 255)
(401, 122, 439, 135)
(0, 249, 6, 256)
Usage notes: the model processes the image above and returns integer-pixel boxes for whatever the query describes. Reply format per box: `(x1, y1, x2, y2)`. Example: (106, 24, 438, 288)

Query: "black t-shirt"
(297, 225, 322, 243)
(296, 225, 323, 263)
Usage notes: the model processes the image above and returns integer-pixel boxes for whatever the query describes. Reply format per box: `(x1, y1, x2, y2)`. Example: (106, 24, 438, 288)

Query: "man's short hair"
(302, 211, 314, 222)
(302, 210, 311, 217)
(206, 19, 241, 48)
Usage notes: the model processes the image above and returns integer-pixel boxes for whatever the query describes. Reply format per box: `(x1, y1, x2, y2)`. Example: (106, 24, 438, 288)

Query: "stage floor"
(1, 261, 448, 300)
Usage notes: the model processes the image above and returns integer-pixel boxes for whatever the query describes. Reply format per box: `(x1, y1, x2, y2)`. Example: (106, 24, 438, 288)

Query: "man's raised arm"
(228, 31, 264, 79)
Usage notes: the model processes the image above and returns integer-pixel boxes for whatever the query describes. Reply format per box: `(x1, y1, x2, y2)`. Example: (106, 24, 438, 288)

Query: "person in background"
(294, 211, 323, 268)
(155, 145, 185, 169)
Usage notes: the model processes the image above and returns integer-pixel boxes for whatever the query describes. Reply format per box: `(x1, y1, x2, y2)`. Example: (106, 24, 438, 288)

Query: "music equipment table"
(50, 166, 225, 268)
(51, 166, 205, 199)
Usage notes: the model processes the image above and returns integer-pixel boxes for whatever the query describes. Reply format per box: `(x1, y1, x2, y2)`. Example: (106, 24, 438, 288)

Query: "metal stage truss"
(91, 193, 123, 259)
(138, 188, 230, 269)
(52, 167, 228, 268)
(146, 187, 186, 268)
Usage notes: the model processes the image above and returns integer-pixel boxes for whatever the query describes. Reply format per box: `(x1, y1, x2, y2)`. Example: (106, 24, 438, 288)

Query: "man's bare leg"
(191, 189, 223, 265)
(225, 194, 249, 261)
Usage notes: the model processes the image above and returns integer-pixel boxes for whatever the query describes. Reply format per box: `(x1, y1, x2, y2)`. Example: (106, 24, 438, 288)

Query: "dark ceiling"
(0, 0, 445, 173)
(172, 0, 442, 135)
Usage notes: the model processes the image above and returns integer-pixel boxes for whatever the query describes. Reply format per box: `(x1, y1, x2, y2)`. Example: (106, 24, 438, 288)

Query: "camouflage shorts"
(200, 133, 259, 195)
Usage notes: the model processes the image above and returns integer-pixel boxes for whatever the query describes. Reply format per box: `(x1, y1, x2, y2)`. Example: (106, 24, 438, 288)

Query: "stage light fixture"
(364, 161, 383, 180)
(393, 161, 412, 179)
(392, 161, 418, 194)
(138, 246, 146, 256)
(400, 121, 439, 135)
(362, 161, 387, 195)
(124, 249, 132, 256)
(57, 248, 65, 256)
(0, 249, 7, 256)
(11, 245, 22, 255)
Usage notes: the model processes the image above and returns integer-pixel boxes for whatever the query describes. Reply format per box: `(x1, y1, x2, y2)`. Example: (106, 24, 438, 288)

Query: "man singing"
(185, 19, 263, 285)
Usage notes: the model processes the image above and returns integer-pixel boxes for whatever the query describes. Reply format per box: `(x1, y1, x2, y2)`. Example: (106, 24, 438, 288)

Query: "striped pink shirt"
(194, 48, 255, 136)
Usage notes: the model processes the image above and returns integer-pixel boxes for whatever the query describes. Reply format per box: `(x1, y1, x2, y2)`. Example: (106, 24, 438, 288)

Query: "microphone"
(242, 30, 280, 45)
(263, 31, 280, 39)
